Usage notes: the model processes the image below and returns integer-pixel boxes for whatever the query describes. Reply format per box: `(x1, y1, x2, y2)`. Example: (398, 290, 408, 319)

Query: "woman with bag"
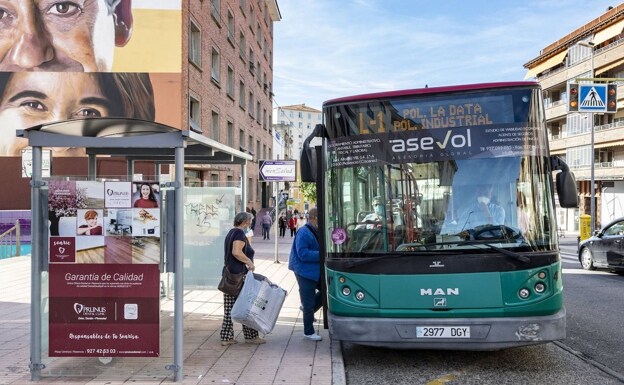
(219, 212, 266, 346)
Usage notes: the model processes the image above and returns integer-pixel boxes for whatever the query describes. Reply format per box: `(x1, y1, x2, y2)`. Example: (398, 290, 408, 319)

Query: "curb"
(331, 339, 346, 385)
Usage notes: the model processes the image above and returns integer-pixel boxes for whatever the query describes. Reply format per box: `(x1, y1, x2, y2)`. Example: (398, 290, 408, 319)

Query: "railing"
(0, 220, 20, 259)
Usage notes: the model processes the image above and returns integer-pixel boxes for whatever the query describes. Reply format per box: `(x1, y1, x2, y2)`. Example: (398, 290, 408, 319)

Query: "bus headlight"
(519, 288, 530, 299)
(534, 282, 546, 293)
(355, 291, 365, 301)
(342, 286, 351, 296)
(537, 271, 547, 279)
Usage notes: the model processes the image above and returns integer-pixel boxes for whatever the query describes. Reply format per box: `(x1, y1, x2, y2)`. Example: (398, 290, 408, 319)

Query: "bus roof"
(323, 81, 539, 107)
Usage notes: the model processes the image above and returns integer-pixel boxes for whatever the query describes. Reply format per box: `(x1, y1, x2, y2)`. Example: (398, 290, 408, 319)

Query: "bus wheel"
(580, 247, 596, 270)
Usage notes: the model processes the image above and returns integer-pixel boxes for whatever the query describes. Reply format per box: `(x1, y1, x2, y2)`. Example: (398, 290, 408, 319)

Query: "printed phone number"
(86, 348, 117, 354)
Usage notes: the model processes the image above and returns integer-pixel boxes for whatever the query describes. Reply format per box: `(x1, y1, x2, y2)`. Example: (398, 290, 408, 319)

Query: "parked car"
(578, 217, 624, 273)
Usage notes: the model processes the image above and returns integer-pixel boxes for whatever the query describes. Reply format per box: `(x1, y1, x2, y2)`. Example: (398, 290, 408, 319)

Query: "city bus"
(300, 82, 578, 350)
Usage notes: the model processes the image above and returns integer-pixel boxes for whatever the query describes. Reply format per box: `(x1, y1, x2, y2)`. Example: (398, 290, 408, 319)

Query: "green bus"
(301, 82, 578, 349)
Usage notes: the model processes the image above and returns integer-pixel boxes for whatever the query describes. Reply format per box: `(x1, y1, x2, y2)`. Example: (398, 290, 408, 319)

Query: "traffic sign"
(575, 83, 617, 113)
(259, 160, 296, 181)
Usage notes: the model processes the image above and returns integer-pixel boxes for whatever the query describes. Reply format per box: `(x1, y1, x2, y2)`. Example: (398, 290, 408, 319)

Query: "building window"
(256, 22, 261, 46)
(227, 10, 235, 44)
(189, 96, 201, 132)
(189, 21, 201, 67)
(239, 31, 246, 60)
(239, 81, 246, 109)
(248, 134, 253, 155)
(211, 48, 220, 83)
(211, 0, 221, 24)
(211, 111, 220, 140)
(249, 49, 255, 74)
(227, 66, 234, 98)
(256, 101, 261, 122)
(248, 92, 254, 116)
(249, 5, 254, 31)
(227, 121, 234, 147)
(239, 128, 245, 150)
(256, 140, 260, 160)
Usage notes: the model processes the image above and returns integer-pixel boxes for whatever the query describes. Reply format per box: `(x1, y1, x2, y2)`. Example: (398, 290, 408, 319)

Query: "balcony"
(545, 99, 568, 121)
(570, 162, 624, 181)
(538, 38, 624, 89)
(549, 121, 624, 153)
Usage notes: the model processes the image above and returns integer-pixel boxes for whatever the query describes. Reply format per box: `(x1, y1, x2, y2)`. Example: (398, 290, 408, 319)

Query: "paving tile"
(0, 236, 339, 385)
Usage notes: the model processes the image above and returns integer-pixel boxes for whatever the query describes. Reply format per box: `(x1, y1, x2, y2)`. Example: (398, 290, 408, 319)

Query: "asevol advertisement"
(48, 180, 161, 357)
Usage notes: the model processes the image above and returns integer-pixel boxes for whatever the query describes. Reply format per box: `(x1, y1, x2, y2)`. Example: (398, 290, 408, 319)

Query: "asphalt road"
(342, 235, 624, 385)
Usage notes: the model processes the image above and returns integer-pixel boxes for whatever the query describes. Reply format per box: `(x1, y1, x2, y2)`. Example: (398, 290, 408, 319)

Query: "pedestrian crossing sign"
(576, 83, 617, 113)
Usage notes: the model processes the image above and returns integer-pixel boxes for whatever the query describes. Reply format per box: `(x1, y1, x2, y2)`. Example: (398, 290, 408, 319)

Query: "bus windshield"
(323, 86, 557, 256)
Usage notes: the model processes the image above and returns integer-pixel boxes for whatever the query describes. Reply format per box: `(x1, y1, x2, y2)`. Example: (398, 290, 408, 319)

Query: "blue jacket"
(288, 223, 320, 282)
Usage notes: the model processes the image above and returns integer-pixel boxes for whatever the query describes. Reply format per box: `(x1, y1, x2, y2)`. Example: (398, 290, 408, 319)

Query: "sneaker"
(304, 333, 322, 341)
(245, 337, 266, 344)
(220, 339, 238, 346)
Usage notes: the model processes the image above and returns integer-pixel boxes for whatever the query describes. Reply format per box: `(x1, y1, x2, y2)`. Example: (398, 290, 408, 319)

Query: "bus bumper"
(328, 307, 566, 350)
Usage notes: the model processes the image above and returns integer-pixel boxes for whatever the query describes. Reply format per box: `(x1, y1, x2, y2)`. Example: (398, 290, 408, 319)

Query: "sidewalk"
(0, 230, 344, 384)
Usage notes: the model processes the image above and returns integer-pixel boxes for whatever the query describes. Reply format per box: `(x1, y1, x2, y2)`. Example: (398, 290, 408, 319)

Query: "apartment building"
(273, 104, 323, 161)
(0, 0, 281, 213)
(272, 104, 322, 212)
(187, 0, 281, 209)
(524, 4, 624, 231)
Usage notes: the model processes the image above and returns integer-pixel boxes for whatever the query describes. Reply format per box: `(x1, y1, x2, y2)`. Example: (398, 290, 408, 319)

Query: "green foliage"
(300, 182, 317, 205)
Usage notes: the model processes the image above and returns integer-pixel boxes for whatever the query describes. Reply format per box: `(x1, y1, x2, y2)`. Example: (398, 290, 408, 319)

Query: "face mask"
(374, 205, 383, 214)
(477, 196, 490, 205)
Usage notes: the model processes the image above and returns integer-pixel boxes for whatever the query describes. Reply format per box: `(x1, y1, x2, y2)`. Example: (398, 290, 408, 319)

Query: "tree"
(300, 182, 317, 206)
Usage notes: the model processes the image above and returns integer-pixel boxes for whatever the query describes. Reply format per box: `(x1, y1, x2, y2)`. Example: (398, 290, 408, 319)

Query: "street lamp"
(578, 41, 596, 232)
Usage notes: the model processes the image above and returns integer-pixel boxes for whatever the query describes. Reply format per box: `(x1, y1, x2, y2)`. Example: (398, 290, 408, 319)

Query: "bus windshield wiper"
(458, 240, 530, 263)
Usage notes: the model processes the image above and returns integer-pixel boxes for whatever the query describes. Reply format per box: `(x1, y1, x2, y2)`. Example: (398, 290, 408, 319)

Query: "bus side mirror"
(556, 170, 578, 208)
(300, 124, 325, 183)
(300, 145, 317, 182)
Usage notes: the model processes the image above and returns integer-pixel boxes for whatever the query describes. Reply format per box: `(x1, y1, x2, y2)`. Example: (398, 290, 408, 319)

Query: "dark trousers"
(262, 224, 270, 239)
(290, 228, 296, 237)
(279, 226, 286, 237)
(295, 274, 322, 336)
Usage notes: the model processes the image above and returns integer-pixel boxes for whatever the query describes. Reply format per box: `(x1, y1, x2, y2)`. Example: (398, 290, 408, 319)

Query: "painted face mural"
(0, 0, 133, 72)
(0, 1, 182, 157)
(0, 71, 158, 155)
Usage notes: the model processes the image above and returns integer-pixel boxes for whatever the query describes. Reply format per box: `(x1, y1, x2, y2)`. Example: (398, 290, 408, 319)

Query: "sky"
(272, 0, 619, 110)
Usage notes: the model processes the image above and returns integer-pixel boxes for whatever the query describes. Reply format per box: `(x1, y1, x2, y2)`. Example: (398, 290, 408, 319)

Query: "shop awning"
(593, 19, 624, 45)
(524, 50, 568, 79)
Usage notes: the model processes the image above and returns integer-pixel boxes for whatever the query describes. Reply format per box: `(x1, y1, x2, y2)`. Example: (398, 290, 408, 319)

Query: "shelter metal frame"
(18, 118, 252, 382)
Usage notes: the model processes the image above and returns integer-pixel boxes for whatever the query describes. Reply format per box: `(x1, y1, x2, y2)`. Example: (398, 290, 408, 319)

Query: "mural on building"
(0, 0, 182, 156)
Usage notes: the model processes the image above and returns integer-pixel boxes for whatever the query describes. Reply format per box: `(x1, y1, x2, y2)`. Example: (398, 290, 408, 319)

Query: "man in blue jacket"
(288, 207, 322, 341)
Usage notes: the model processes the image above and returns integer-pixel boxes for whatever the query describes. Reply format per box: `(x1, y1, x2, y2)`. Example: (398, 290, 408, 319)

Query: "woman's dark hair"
(98, 73, 155, 120)
(138, 183, 157, 202)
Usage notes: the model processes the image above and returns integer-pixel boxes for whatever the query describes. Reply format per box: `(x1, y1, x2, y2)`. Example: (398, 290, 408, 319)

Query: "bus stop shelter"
(18, 117, 252, 382)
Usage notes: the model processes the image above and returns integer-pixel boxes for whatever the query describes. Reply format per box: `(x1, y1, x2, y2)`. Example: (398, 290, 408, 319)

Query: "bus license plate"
(416, 326, 470, 338)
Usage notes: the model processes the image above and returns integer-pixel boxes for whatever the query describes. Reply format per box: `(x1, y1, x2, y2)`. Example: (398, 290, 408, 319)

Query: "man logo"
(434, 298, 447, 307)
(74, 303, 84, 314)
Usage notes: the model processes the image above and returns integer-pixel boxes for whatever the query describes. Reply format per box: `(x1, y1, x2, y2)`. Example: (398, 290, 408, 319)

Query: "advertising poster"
(48, 180, 161, 357)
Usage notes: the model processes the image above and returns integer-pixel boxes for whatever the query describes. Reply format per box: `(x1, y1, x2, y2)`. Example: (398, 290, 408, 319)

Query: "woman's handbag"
(218, 265, 245, 296)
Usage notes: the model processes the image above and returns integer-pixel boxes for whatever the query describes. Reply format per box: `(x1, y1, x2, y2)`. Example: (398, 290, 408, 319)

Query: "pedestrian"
(278, 214, 287, 237)
(288, 207, 322, 341)
(250, 207, 257, 230)
(261, 211, 272, 240)
(288, 215, 298, 237)
(219, 212, 266, 346)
